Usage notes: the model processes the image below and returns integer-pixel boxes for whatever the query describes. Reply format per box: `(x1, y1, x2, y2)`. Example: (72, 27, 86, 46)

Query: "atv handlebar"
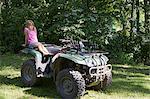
(59, 39, 71, 44)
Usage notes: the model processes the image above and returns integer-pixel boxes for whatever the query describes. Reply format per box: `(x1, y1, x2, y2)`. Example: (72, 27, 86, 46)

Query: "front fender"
(52, 53, 87, 65)
(52, 53, 109, 67)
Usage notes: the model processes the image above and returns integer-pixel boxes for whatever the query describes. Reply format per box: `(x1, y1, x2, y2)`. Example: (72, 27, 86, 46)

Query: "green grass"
(0, 53, 150, 99)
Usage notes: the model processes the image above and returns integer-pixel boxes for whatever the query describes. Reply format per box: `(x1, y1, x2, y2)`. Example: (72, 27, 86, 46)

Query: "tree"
(144, 0, 150, 34)
(0, 0, 149, 64)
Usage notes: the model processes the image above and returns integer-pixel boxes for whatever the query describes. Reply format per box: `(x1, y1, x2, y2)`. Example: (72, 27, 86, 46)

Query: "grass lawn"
(0, 53, 150, 99)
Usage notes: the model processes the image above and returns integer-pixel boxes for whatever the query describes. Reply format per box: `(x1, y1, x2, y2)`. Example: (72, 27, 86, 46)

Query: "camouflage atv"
(21, 39, 112, 99)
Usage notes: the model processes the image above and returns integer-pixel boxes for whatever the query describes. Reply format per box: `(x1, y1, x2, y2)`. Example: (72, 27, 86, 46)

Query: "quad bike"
(21, 39, 112, 99)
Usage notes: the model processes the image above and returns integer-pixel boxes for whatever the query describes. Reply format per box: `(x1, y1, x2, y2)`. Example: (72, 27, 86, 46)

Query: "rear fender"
(21, 48, 50, 77)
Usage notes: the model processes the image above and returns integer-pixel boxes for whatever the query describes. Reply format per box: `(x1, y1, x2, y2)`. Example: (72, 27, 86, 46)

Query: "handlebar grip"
(59, 39, 71, 43)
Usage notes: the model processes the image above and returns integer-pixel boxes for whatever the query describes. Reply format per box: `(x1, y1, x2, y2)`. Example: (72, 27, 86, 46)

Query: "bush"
(1, 6, 33, 52)
(109, 51, 134, 64)
(106, 31, 136, 64)
(134, 42, 150, 65)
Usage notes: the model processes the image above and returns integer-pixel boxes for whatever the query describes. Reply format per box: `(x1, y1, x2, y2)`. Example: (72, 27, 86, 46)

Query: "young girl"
(24, 20, 50, 55)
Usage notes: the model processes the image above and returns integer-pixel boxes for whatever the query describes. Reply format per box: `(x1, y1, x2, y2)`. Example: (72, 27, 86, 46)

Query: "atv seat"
(46, 46, 61, 55)
(20, 47, 51, 63)
(21, 43, 61, 55)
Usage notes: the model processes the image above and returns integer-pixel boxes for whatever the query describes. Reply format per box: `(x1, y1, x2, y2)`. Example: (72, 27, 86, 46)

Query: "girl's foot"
(43, 52, 51, 56)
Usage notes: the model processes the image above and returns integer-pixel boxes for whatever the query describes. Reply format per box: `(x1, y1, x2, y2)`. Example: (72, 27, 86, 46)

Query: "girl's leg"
(38, 43, 50, 55)
(41, 44, 49, 54)
(37, 44, 46, 55)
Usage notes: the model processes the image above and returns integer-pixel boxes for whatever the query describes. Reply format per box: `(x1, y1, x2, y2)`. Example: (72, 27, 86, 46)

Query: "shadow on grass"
(103, 66, 150, 95)
(113, 66, 150, 75)
(0, 75, 23, 87)
(23, 78, 61, 99)
(0, 74, 149, 98)
(106, 78, 150, 95)
(112, 72, 145, 78)
(0, 75, 60, 98)
(0, 54, 30, 70)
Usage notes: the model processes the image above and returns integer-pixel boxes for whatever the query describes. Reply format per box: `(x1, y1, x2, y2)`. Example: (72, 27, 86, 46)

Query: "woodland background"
(0, 0, 150, 65)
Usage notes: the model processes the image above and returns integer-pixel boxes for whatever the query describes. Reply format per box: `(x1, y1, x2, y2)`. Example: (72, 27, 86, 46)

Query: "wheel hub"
(24, 66, 33, 81)
(62, 77, 74, 95)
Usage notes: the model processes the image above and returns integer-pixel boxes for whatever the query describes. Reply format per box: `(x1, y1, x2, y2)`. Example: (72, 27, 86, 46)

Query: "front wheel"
(56, 69, 85, 99)
(21, 59, 37, 86)
(93, 72, 112, 90)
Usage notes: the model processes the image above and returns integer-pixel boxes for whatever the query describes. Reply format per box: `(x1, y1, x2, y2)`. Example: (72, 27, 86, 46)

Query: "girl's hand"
(22, 44, 26, 47)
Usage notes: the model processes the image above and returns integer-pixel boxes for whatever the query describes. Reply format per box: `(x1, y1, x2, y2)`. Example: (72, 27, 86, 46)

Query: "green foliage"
(110, 51, 134, 64)
(1, 5, 35, 52)
(106, 31, 132, 64)
(0, 0, 149, 64)
(134, 42, 150, 65)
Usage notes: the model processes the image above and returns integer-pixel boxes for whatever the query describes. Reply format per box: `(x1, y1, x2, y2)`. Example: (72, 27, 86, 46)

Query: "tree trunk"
(144, 0, 150, 34)
(136, 0, 140, 33)
(130, 0, 139, 36)
(130, 0, 134, 38)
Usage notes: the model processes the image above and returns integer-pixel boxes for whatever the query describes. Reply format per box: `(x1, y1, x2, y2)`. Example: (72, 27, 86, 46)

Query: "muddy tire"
(21, 59, 37, 86)
(93, 72, 112, 90)
(56, 69, 85, 99)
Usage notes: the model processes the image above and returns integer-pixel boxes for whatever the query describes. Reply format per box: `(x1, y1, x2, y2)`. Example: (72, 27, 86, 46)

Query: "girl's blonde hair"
(25, 20, 36, 31)
(25, 20, 35, 27)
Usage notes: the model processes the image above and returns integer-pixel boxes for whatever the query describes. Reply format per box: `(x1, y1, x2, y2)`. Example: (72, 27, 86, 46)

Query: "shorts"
(28, 42, 41, 49)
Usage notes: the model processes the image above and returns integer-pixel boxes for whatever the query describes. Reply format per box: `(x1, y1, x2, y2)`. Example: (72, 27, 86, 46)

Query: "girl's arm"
(24, 32, 28, 46)
(34, 26, 38, 39)
(24, 28, 28, 46)
(34, 26, 37, 34)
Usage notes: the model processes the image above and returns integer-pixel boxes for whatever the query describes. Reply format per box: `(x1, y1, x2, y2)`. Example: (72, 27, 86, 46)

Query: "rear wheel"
(56, 69, 85, 99)
(21, 59, 37, 86)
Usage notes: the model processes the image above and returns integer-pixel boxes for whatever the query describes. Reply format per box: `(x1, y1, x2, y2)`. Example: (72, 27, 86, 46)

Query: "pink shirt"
(24, 27, 38, 44)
